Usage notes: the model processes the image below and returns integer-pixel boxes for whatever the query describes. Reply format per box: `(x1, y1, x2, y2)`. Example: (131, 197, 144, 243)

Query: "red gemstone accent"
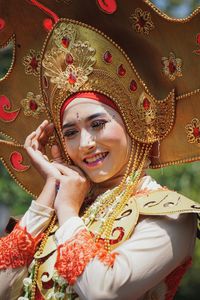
(130, 80, 137, 92)
(193, 127, 200, 138)
(168, 61, 176, 74)
(66, 53, 74, 65)
(118, 64, 126, 77)
(68, 73, 77, 85)
(62, 36, 70, 48)
(197, 33, 200, 45)
(143, 98, 150, 110)
(29, 100, 38, 111)
(43, 18, 53, 31)
(0, 18, 5, 31)
(103, 51, 112, 63)
(138, 17, 146, 27)
(30, 57, 38, 70)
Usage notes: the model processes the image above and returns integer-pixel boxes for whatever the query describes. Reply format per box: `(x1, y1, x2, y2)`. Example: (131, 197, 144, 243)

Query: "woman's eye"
(63, 130, 78, 138)
(91, 120, 108, 129)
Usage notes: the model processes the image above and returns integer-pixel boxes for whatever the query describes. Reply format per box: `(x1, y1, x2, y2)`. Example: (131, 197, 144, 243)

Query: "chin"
(85, 169, 118, 183)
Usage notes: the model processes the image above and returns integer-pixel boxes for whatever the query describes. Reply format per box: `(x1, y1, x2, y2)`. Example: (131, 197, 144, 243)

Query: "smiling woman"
(62, 93, 131, 185)
(0, 1, 200, 300)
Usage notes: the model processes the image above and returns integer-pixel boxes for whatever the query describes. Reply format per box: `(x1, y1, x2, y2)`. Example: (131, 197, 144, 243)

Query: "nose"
(79, 129, 96, 152)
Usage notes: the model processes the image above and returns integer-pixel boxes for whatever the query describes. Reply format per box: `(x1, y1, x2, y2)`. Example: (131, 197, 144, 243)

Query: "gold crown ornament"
(0, 0, 200, 197)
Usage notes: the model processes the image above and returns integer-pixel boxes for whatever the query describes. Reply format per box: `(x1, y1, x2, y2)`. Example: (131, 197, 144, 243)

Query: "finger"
(38, 123, 55, 147)
(51, 144, 63, 163)
(24, 131, 36, 148)
(53, 162, 85, 178)
(32, 120, 49, 150)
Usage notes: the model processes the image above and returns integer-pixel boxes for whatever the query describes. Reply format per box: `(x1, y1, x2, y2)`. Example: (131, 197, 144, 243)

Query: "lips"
(83, 152, 109, 165)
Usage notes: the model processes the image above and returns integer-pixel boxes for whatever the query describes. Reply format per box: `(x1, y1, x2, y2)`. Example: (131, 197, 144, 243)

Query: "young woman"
(0, 10, 200, 300)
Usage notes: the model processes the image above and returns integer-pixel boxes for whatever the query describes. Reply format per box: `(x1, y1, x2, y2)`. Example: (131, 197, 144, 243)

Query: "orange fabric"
(55, 229, 118, 285)
(165, 258, 192, 300)
(0, 224, 42, 269)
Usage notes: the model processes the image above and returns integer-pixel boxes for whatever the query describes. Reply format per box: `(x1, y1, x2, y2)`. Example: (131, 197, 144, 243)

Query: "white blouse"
(0, 176, 197, 300)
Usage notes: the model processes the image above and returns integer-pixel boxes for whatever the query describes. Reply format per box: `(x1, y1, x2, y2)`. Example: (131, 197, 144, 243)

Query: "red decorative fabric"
(55, 229, 118, 285)
(97, 0, 117, 14)
(0, 95, 20, 122)
(0, 224, 42, 270)
(165, 258, 192, 300)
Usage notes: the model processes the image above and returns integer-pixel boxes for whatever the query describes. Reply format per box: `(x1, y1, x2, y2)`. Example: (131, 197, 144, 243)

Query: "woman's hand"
(24, 120, 63, 208)
(53, 163, 91, 226)
(24, 120, 62, 182)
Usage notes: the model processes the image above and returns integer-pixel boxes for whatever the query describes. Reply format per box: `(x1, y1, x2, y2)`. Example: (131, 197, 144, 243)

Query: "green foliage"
(0, 163, 31, 215)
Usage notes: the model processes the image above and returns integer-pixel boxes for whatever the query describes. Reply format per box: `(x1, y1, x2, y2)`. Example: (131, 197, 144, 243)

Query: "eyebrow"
(62, 113, 107, 129)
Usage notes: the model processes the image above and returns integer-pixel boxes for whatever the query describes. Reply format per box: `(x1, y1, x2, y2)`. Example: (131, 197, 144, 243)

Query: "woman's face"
(62, 98, 131, 184)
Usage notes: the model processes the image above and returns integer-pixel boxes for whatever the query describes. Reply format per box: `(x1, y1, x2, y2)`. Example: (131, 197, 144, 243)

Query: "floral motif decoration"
(193, 33, 200, 55)
(161, 52, 182, 81)
(185, 118, 200, 145)
(0, 224, 42, 270)
(130, 8, 155, 35)
(55, 229, 118, 285)
(23, 49, 41, 76)
(42, 23, 96, 93)
(21, 92, 45, 118)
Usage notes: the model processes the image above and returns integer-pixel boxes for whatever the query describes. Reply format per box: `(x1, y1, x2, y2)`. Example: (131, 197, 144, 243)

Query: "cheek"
(102, 124, 128, 147)
(64, 139, 79, 159)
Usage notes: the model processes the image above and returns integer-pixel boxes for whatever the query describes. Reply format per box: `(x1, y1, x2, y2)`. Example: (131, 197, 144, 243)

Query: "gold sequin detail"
(23, 49, 41, 76)
(185, 118, 200, 146)
(130, 8, 155, 35)
(21, 92, 45, 118)
(161, 52, 182, 81)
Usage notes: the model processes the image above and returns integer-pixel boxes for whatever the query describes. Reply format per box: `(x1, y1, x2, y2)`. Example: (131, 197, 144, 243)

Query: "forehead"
(62, 98, 116, 119)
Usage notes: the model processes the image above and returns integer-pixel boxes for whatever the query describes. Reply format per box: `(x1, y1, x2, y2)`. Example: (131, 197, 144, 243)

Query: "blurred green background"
(0, 0, 200, 299)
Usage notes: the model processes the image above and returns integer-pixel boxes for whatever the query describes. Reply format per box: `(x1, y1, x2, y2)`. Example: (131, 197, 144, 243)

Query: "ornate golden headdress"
(0, 0, 200, 197)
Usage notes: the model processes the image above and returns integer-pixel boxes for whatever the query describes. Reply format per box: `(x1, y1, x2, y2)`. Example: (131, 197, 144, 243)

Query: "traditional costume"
(0, 1, 200, 299)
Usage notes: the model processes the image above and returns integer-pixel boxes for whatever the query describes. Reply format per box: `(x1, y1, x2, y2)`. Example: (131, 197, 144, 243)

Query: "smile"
(83, 152, 109, 167)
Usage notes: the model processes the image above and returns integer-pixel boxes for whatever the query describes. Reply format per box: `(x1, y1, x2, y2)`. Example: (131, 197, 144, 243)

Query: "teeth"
(85, 152, 107, 163)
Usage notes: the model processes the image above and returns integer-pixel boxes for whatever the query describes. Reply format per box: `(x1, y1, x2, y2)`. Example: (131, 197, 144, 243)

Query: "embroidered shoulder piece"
(135, 190, 200, 216)
(0, 224, 42, 270)
(165, 258, 192, 300)
(55, 229, 118, 285)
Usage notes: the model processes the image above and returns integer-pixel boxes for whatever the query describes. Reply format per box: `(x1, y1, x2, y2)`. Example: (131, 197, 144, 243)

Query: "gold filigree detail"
(137, 92, 156, 125)
(53, 22, 77, 50)
(161, 52, 182, 81)
(23, 49, 41, 76)
(21, 92, 45, 118)
(185, 118, 200, 146)
(130, 8, 155, 35)
(42, 23, 96, 93)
